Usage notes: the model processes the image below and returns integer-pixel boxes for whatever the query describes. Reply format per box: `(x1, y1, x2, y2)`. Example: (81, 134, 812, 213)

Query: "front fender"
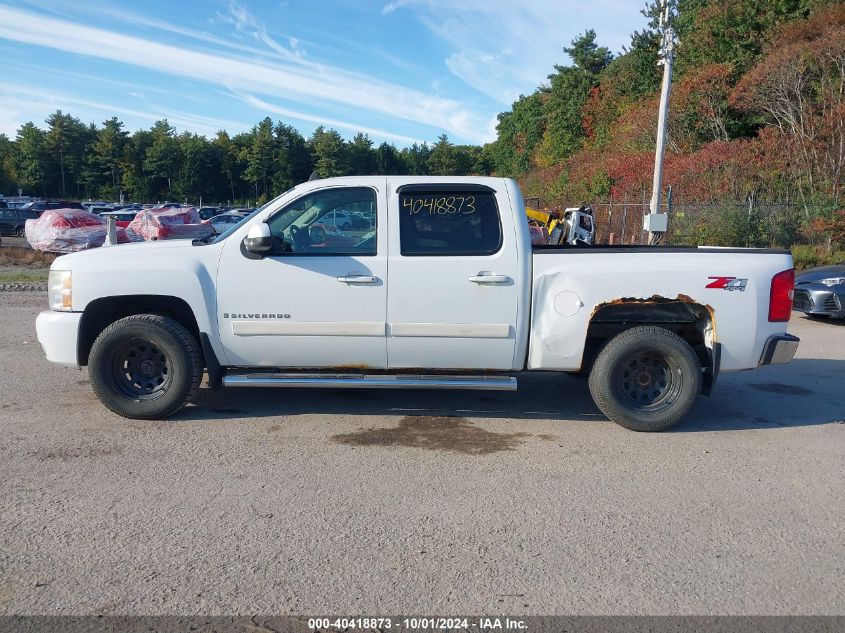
(60, 242, 225, 361)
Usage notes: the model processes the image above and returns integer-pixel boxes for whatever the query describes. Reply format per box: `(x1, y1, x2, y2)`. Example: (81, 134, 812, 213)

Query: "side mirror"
(244, 223, 272, 254)
(309, 224, 327, 244)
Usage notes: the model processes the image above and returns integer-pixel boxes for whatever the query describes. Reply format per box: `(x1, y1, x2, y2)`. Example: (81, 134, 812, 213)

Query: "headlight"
(819, 277, 845, 287)
(48, 270, 73, 311)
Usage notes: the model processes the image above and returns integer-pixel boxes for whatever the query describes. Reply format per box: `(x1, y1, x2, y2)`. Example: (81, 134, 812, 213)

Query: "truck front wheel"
(88, 314, 202, 419)
(588, 326, 702, 432)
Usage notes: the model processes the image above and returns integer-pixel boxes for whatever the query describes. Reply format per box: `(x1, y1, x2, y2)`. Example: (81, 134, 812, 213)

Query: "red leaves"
(808, 210, 845, 244)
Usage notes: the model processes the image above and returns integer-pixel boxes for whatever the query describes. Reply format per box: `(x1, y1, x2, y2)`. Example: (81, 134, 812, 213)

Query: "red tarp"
(25, 208, 137, 253)
(127, 206, 214, 241)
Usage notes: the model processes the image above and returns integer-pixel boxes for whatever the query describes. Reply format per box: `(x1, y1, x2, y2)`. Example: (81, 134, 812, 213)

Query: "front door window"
(267, 187, 376, 255)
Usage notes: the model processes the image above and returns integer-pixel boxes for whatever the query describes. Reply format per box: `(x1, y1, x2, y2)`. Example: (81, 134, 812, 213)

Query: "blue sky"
(0, 0, 648, 146)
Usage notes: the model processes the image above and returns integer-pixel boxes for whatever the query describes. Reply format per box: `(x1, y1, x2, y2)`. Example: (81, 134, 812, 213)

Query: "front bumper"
(793, 286, 844, 316)
(758, 333, 800, 366)
(35, 310, 82, 368)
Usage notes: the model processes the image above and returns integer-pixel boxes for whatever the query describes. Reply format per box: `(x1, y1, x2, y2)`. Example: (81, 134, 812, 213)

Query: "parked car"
(350, 209, 375, 228)
(82, 201, 109, 212)
(25, 208, 136, 252)
(318, 209, 356, 230)
(35, 176, 799, 431)
(127, 206, 213, 241)
(21, 200, 85, 215)
(2, 197, 35, 209)
(793, 263, 845, 319)
(0, 207, 40, 236)
(208, 213, 246, 233)
(198, 207, 220, 221)
(98, 211, 137, 229)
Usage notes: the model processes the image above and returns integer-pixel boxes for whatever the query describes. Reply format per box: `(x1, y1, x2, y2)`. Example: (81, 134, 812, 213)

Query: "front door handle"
(337, 275, 379, 284)
(468, 273, 510, 285)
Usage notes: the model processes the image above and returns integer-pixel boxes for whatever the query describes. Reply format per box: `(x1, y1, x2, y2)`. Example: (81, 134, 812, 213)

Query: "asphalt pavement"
(0, 292, 842, 615)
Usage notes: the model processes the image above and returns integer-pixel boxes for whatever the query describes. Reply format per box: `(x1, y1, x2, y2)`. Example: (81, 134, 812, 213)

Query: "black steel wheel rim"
(110, 338, 172, 400)
(615, 349, 683, 413)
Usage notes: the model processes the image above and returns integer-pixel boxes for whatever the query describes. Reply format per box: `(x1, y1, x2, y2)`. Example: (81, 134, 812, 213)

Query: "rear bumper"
(758, 333, 800, 366)
(35, 310, 82, 368)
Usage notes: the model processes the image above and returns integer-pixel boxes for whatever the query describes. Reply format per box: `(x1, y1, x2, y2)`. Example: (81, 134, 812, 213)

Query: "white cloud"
(238, 94, 423, 145)
(0, 4, 492, 143)
(382, 0, 412, 15)
(446, 48, 520, 105)
(383, 0, 645, 104)
(0, 103, 24, 138)
(288, 37, 306, 58)
(0, 83, 251, 137)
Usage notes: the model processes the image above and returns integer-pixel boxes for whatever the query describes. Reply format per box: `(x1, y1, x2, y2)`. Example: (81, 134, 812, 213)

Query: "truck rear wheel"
(88, 314, 202, 419)
(588, 326, 701, 432)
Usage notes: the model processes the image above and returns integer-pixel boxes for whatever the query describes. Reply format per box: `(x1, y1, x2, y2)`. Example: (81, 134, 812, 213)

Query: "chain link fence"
(587, 200, 822, 248)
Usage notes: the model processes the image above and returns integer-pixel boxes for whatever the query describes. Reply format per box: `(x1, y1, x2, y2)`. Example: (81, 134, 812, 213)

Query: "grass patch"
(791, 245, 845, 270)
(0, 246, 57, 268)
(0, 270, 49, 282)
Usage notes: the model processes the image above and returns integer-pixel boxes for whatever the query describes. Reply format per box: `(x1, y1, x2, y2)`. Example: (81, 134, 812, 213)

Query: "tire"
(16, 226, 25, 238)
(88, 314, 202, 419)
(588, 326, 702, 432)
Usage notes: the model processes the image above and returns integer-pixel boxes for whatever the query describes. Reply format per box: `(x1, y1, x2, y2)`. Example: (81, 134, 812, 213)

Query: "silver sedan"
(793, 263, 845, 318)
(208, 213, 246, 234)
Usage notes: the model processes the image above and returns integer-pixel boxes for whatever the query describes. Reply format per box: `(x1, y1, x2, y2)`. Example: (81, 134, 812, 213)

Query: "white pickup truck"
(35, 176, 799, 431)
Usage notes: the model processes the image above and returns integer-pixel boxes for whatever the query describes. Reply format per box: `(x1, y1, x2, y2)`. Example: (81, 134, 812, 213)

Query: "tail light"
(769, 268, 795, 322)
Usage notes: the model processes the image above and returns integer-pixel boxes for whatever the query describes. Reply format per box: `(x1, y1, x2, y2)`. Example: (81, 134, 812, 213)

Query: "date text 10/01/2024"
(307, 617, 528, 630)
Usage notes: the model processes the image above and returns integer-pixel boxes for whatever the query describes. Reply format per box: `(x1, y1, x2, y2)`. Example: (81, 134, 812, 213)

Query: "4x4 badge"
(706, 276, 748, 292)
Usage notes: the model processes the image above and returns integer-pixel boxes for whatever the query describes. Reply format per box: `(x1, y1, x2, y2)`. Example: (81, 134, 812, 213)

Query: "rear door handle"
(468, 274, 510, 285)
(337, 275, 379, 284)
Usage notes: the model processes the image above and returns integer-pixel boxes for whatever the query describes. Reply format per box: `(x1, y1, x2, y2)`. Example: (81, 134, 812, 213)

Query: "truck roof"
(304, 175, 509, 187)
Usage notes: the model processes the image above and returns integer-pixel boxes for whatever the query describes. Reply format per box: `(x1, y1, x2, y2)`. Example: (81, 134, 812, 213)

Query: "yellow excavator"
(524, 197, 596, 245)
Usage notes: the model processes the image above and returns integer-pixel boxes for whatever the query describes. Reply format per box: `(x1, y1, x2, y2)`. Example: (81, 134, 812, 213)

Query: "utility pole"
(647, 0, 676, 244)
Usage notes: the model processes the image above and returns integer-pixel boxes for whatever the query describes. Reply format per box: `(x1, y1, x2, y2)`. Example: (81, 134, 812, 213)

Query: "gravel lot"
(0, 292, 842, 615)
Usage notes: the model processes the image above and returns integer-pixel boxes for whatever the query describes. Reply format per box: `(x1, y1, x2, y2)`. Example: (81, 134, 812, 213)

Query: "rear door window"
(398, 189, 502, 256)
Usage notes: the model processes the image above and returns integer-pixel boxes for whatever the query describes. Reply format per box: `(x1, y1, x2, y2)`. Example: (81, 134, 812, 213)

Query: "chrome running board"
(222, 373, 517, 391)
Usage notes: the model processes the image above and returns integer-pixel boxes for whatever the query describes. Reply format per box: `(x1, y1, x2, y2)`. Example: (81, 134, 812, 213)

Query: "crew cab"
(35, 177, 799, 431)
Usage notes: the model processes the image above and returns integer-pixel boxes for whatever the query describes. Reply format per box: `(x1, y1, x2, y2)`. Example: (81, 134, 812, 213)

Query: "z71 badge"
(706, 276, 748, 292)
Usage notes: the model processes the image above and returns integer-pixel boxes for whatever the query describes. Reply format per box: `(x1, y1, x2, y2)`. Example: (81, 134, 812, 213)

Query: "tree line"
(1, 0, 842, 231)
(0, 115, 491, 204)
(484, 0, 844, 216)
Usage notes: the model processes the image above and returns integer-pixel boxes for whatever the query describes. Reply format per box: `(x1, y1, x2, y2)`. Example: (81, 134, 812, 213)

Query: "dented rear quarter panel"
(528, 248, 794, 372)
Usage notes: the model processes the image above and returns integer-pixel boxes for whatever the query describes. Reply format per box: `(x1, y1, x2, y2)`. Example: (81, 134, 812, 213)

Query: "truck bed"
(528, 246, 795, 372)
(533, 244, 791, 255)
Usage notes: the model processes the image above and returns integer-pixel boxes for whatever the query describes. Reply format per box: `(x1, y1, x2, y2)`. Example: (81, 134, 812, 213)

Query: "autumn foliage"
(492, 0, 845, 247)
